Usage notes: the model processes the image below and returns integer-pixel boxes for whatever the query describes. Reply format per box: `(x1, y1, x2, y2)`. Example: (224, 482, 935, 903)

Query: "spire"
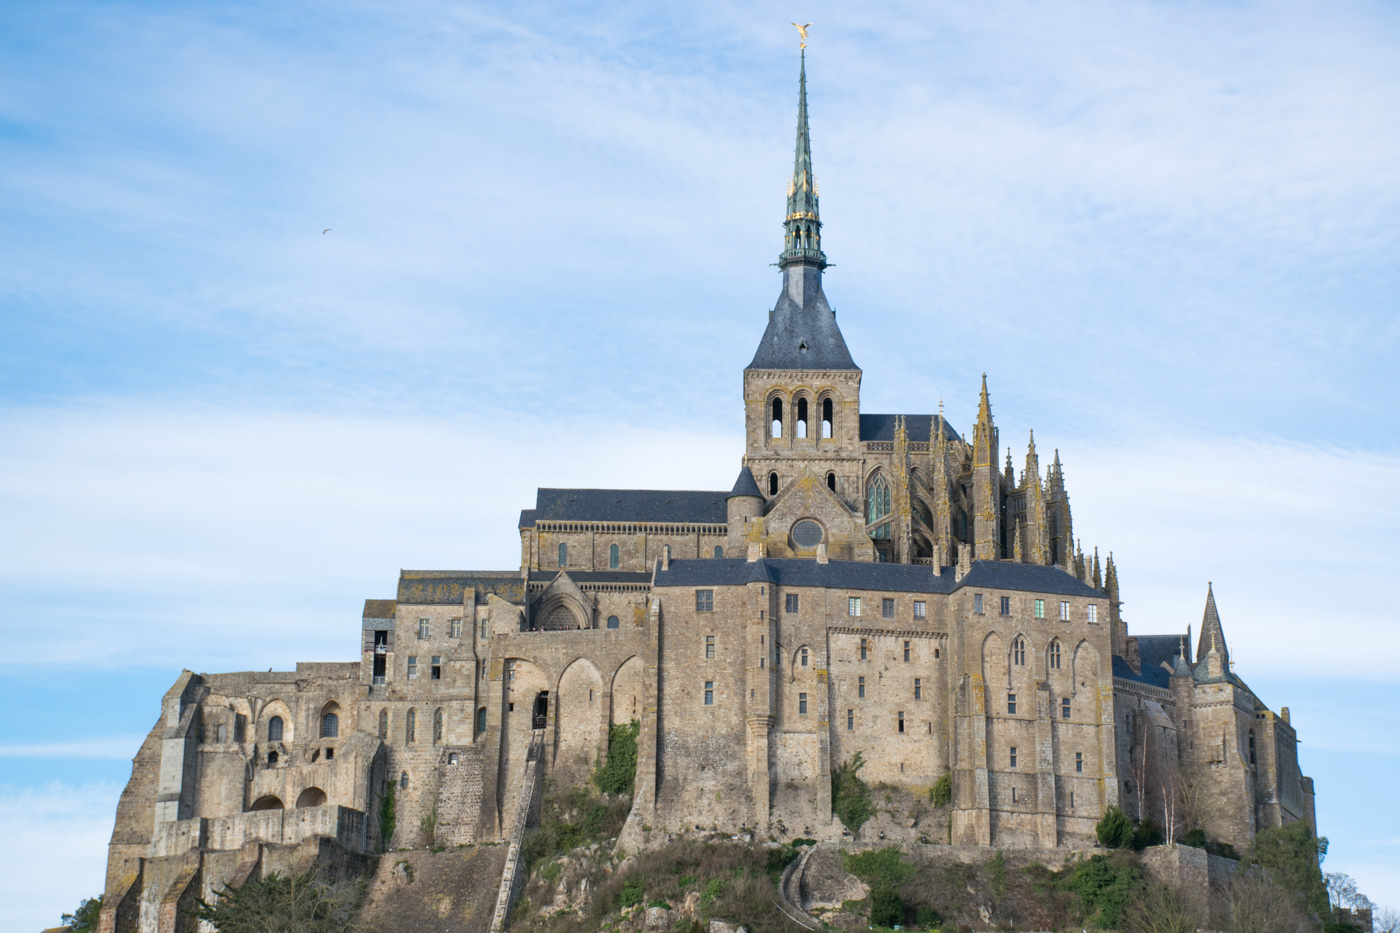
(1196, 582, 1229, 666)
(778, 50, 826, 271)
(1004, 448, 1015, 487)
(1092, 547, 1102, 589)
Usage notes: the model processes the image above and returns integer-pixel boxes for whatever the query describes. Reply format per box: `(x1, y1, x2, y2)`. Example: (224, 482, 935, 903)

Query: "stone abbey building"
(101, 52, 1315, 931)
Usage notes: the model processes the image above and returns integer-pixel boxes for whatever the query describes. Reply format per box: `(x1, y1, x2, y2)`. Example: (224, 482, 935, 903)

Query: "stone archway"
(554, 658, 605, 785)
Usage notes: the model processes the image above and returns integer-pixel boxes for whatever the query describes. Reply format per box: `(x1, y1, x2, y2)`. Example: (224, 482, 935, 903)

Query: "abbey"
(100, 52, 1314, 931)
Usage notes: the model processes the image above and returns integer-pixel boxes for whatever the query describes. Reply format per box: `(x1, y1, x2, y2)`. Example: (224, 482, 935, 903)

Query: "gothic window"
(476, 707, 487, 734)
(433, 708, 443, 744)
(406, 709, 416, 744)
(609, 544, 619, 569)
(822, 397, 833, 437)
(378, 708, 388, 739)
(827, 471, 836, 491)
(769, 472, 779, 495)
(558, 543, 567, 567)
(1049, 640, 1062, 669)
(321, 712, 339, 738)
(771, 398, 783, 438)
(867, 475, 892, 524)
(607, 615, 619, 629)
(268, 716, 284, 742)
(1012, 637, 1026, 666)
(796, 397, 809, 438)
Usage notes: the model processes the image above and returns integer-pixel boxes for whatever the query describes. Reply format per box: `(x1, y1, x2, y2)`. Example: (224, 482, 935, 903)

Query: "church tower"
(743, 50, 864, 504)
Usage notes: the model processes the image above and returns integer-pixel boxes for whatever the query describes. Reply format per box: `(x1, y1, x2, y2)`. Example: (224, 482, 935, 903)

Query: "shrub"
(1242, 821, 1329, 918)
(377, 781, 396, 851)
(832, 752, 873, 833)
(870, 884, 905, 927)
(1096, 805, 1134, 849)
(843, 847, 917, 889)
(1180, 828, 1208, 849)
(522, 785, 630, 872)
(594, 719, 640, 796)
(987, 850, 1007, 898)
(914, 905, 942, 930)
(1122, 880, 1202, 933)
(1131, 817, 1164, 850)
(192, 870, 367, 933)
(1062, 853, 1143, 929)
(618, 879, 644, 908)
(930, 772, 952, 808)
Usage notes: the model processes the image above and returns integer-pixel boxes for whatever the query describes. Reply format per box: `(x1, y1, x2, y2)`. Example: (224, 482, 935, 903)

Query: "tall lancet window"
(796, 397, 808, 438)
(771, 397, 783, 438)
(822, 398, 833, 438)
(867, 475, 893, 541)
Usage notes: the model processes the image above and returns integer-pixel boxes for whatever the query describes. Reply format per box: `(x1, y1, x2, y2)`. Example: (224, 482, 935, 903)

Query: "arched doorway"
(532, 691, 549, 730)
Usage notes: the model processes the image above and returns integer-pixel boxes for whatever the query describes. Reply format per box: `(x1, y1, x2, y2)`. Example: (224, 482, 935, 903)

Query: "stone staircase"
(489, 729, 545, 932)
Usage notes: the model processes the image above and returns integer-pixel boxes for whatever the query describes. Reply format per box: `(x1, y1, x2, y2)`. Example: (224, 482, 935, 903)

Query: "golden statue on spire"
(791, 22, 811, 49)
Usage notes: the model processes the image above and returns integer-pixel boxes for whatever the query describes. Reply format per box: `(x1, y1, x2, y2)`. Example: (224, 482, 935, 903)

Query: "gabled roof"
(397, 570, 525, 605)
(860, 414, 963, 445)
(362, 599, 397, 620)
(522, 488, 728, 526)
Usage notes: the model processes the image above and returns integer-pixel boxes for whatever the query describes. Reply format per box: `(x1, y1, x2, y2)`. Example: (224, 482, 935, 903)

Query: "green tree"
(1096, 805, 1134, 849)
(1063, 853, 1143, 929)
(192, 871, 366, 933)
(61, 895, 102, 933)
(831, 752, 873, 833)
(378, 779, 396, 851)
(930, 772, 952, 808)
(1241, 822, 1329, 918)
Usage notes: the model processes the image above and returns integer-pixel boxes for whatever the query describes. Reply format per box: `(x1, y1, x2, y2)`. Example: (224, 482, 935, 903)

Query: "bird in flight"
(322, 228, 331, 234)
(792, 23, 811, 48)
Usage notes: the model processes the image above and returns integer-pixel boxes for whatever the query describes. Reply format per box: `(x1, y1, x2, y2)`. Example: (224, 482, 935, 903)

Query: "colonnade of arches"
(767, 390, 835, 442)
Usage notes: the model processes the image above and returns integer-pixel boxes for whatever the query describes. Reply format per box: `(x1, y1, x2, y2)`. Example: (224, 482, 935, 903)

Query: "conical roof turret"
(1196, 582, 1229, 665)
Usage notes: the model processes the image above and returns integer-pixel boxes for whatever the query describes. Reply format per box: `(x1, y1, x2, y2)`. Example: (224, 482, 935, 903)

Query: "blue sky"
(3, 0, 1399, 926)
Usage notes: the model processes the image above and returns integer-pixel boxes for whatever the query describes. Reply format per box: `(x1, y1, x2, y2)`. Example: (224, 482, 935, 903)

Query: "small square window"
(705, 635, 715, 659)
(1060, 600, 1070, 621)
(860, 638, 868, 661)
(858, 676, 866, 699)
(897, 711, 905, 733)
(1034, 598, 1046, 619)
(1007, 692, 1017, 715)
(1000, 596, 1011, 615)
(696, 590, 714, 612)
(848, 596, 861, 617)
(903, 640, 910, 662)
(704, 681, 714, 706)
(882, 598, 895, 618)
(914, 678, 922, 700)
(1010, 746, 1018, 769)
(847, 708, 854, 731)
(974, 593, 984, 614)
(418, 618, 430, 639)
(1076, 751, 1084, 773)
(786, 593, 799, 613)
(407, 656, 418, 679)
(914, 600, 926, 619)
(1061, 698, 1071, 719)
(431, 656, 442, 680)
(799, 692, 808, 715)
(1087, 604, 1098, 624)
(450, 618, 462, 638)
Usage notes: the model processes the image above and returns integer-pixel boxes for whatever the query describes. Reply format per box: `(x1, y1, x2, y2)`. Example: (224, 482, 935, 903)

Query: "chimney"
(933, 542, 944, 569)
(955, 546, 972, 582)
(661, 547, 670, 571)
(815, 543, 828, 564)
(1280, 707, 1290, 724)
(747, 542, 766, 563)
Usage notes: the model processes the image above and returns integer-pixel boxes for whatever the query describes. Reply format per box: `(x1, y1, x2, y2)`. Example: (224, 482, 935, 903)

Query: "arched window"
(558, 543, 567, 567)
(606, 615, 619, 629)
(250, 794, 284, 811)
(216, 723, 227, 743)
(1012, 637, 1026, 666)
(321, 712, 338, 738)
(769, 472, 779, 496)
(1048, 641, 1062, 670)
(296, 787, 327, 808)
(713, 545, 723, 558)
(827, 472, 836, 492)
(406, 709, 416, 744)
(822, 398, 833, 438)
(771, 398, 783, 438)
(433, 708, 443, 744)
(476, 707, 487, 734)
(796, 397, 809, 438)
(378, 708, 388, 739)
(867, 475, 892, 523)
(267, 751, 279, 765)
(609, 544, 619, 570)
(268, 716, 284, 742)
(400, 771, 409, 790)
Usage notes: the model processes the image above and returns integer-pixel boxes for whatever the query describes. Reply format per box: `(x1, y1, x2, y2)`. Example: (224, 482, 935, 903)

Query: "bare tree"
(1371, 905, 1400, 933)
(1326, 871, 1376, 910)
(1223, 872, 1310, 933)
(1125, 880, 1204, 933)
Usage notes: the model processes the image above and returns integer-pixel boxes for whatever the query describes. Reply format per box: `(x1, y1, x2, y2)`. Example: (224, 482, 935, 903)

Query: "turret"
(1196, 583, 1229, 680)
(726, 465, 765, 554)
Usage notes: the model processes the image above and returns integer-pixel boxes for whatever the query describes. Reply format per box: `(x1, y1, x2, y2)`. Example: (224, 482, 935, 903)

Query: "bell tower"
(743, 48, 863, 505)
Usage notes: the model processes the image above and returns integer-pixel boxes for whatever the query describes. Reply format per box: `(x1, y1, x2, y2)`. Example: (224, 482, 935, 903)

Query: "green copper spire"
(779, 50, 827, 270)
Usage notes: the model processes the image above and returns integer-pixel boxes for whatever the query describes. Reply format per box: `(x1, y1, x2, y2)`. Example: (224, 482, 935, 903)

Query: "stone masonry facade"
(99, 50, 1315, 933)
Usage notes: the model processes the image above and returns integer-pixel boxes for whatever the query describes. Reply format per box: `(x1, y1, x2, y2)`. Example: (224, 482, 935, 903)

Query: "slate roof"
(655, 557, 1098, 597)
(397, 570, 526, 605)
(520, 489, 729, 526)
(727, 466, 763, 500)
(747, 266, 858, 370)
(859, 414, 963, 445)
(362, 599, 397, 620)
